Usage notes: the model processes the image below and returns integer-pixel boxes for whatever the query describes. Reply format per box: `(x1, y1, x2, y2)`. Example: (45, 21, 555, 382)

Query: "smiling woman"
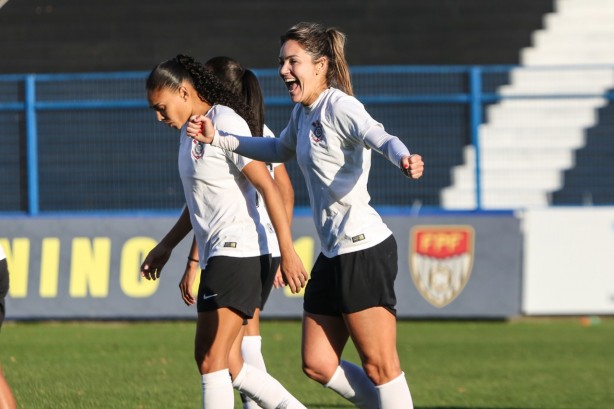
(185, 21, 424, 409)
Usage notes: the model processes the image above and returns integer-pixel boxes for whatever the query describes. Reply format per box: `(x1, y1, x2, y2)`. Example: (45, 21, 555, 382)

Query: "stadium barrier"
(1, 212, 522, 320)
(4, 65, 613, 214)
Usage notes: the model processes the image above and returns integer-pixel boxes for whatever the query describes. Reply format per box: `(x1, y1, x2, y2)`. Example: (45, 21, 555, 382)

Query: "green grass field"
(0, 318, 612, 409)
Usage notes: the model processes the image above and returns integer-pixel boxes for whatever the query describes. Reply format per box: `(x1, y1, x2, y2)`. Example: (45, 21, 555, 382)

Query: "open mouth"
(284, 78, 299, 93)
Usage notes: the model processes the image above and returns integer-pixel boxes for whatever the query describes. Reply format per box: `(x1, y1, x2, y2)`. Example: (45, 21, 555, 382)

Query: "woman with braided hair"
(142, 54, 307, 409)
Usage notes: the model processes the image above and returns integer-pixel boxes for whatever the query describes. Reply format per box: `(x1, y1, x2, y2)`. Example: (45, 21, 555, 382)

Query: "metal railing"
(1, 65, 613, 215)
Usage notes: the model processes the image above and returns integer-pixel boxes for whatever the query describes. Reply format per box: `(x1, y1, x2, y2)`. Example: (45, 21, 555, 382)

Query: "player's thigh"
(228, 324, 247, 379)
(302, 312, 350, 382)
(244, 308, 260, 336)
(344, 306, 401, 383)
(195, 308, 245, 373)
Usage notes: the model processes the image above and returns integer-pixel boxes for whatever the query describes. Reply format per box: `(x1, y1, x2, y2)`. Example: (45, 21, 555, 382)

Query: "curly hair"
(146, 54, 259, 136)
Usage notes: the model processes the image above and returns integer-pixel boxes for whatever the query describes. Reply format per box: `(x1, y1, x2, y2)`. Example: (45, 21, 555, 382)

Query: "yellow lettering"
(284, 236, 314, 297)
(419, 233, 434, 253)
(120, 237, 159, 297)
(69, 237, 111, 298)
(192, 270, 201, 296)
(420, 232, 463, 253)
(40, 237, 60, 298)
(0, 238, 30, 298)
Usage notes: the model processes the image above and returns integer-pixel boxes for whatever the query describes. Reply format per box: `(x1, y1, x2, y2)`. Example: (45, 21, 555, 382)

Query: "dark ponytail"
(204, 56, 264, 136)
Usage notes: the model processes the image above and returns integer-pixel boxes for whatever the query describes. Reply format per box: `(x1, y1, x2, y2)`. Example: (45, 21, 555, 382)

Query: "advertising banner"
(1, 212, 522, 320)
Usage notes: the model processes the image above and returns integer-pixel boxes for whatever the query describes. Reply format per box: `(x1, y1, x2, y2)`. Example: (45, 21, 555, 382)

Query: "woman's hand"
(273, 266, 285, 289)
(178, 261, 199, 306)
(140, 243, 172, 280)
(186, 115, 215, 144)
(280, 250, 308, 294)
(401, 154, 424, 179)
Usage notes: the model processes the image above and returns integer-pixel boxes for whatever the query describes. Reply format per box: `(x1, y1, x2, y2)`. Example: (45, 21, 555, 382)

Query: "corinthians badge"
(409, 225, 475, 308)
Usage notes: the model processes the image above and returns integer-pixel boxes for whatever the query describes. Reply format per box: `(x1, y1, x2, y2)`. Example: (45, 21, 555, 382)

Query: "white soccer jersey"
(278, 88, 393, 257)
(256, 124, 281, 258)
(179, 105, 275, 266)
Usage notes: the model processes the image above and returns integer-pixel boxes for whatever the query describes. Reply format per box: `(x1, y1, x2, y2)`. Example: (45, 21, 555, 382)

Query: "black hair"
(146, 54, 258, 135)
(204, 56, 264, 136)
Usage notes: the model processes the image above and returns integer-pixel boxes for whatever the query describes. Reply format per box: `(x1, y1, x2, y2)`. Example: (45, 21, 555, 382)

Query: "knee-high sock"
(324, 360, 379, 409)
(201, 369, 234, 409)
(376, 372, 413, 409)
(240, 336, 266, 409)
(232, 363, 306, 409)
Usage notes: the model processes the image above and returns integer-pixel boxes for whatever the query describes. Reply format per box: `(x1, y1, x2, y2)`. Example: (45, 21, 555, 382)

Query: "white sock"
(324, 360, 379, 409)
(201, 368, 234, 409)
(232, 363, 306, 409)
(242, 336, 267, 371)
(241, 336, 266, 409)
(375, 372, 413, 409)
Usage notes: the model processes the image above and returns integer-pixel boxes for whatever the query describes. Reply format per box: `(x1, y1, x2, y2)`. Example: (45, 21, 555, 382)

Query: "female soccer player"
(186, 22, 424, 409)
(142, 54, 307, 409)
(0, 244, 17, 409)
(180, 55, 295, 409)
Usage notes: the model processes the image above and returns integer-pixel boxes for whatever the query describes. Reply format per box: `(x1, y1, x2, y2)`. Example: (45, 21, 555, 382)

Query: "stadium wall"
(4, 208, 613, 320)
(1, 213, 522, 320)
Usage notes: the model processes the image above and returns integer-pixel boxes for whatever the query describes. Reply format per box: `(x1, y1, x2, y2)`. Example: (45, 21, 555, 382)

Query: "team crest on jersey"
(310, 120, 324, 143)
(409, 225, 474, 308)
(192, 139, 205, 159)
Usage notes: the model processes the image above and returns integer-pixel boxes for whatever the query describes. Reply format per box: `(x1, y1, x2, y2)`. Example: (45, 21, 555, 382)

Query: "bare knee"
(362, 358, 401, 386)
(302, 356, 339, 385)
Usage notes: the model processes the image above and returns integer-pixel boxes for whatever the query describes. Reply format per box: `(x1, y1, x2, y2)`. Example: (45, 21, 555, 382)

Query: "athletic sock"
(201, 368, 234, 409)
(375, 372, 413, 409)
(232, 363, 306, 409)
(240, 336, 266, 409)
(324, 360, 379, 409)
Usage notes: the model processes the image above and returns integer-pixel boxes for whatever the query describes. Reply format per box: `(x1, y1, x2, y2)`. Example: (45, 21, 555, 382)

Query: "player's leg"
(240, 310, 265, 408)
(231, 316, 305, 408)
(301, 253, 379, 408)
(340, 235, 413, 409)
(303, 312, 379, 408)
(344, 307, 412, 409)
(0, 367, 17, 409)
(239, 255, 278, 408)
(195, 308, 244, 409)
(195, 256, 263, 409)
(0, 258, 17, 409)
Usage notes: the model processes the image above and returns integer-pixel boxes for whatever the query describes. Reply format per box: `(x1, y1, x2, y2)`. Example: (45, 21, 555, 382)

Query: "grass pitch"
(0, 318, 612, 408)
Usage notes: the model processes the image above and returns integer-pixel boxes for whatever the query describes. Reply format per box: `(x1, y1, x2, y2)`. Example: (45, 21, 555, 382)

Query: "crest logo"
(192, 139, 204, 159)
(409, 225, 474, 308)
(311, 120, 324, 143)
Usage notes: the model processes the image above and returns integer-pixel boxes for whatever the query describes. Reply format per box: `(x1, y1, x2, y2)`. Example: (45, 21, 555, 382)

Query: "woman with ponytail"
(141, 54, 307, 409)
(177, 56, 296, 409)
(187, 22, 423, 409)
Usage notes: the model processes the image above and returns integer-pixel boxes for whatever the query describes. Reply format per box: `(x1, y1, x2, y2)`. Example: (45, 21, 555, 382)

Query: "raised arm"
(363, 126, 424, 180)
(186, 115, 295, 163)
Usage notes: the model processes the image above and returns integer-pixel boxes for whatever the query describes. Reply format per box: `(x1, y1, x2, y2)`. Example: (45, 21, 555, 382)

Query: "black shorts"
(303, 234, 398, 316)
(197, 255, 271, 318)
(0, 259, 9, 330)
(259, 256, 280, 310)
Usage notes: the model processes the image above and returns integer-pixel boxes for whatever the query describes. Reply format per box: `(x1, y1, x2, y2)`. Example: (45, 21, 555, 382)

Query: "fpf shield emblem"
(409, 225, 475, 308)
